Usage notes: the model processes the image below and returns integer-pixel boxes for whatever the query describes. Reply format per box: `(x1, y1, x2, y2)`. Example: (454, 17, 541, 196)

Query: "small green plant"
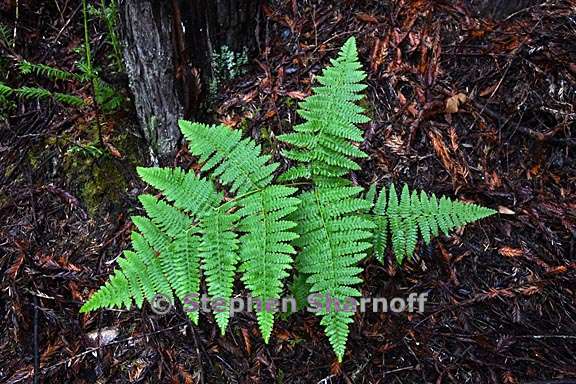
(65, 143, 105, 158)
(18, 60, 78, 81)
(0, 60, 85, 108)
(0, 3, 122, 113)
(0, 81, 85, 107)
(209, 45, 249, 95)
(81, 37, 495, 361)
(89, 0, 123, 72)
(80, 0, 124, 113)
(2, 57, 123, 111)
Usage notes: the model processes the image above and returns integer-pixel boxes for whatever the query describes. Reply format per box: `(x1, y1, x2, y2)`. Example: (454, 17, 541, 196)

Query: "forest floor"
(1, 1, 575, 383)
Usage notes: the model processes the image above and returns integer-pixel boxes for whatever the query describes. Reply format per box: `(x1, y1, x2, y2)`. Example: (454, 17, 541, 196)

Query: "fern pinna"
(365, 184, 496, 265)
(81, 120, 300, 342)
(81, 36, 495, 362)
(278, 37, 376, 360)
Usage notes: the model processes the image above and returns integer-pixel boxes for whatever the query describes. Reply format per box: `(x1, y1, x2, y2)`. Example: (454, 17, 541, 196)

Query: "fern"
(199, 210, 240, 332)
(295, 187, 374, 360)
(16, 61, 85, 106)
(182, 122, 300, 337)
(18, 60, 78, 81)
(136, 167, 222, 216)
(80, 170, 219, 325)
(278, 37, 375, 361)
(82, 123, 300, 338)
(236, 185, 300, 341)
(278, 37, 369, 185)
(0, 82, 85, 107)
(81, 37, 496, 362)
(367, 184, 496, 264)
(180, 121, 278, 194)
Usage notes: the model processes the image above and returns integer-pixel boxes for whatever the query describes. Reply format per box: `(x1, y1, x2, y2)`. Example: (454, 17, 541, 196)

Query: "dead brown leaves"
(6, 239, 26, 280)
(498, 247, 524, 258)
(445, 93, 467, 114)
(428, 128, 470, 185)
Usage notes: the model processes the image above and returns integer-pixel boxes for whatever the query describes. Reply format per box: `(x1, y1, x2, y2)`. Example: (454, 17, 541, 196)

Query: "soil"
(1, 1, 575, 383)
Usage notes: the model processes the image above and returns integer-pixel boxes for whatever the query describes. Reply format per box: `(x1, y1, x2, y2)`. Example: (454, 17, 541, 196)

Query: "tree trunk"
(119, 0, 260, 162)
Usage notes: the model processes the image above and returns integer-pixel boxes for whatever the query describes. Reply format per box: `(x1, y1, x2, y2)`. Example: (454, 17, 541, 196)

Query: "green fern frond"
(53, 93, 85, 107)
(0, 82, 14, 97)
(18, 60, 78, 81)
(199, 210, 240, 334)
(178, 122, 301, 339)
(368, 184, 497, 264)
(236, 185, 300, 341)
(80, 37, 497, 364)
(278, 37, 375, 361)
(278, 36, 369, 184)
(295, 186, 374, 361)
(16, 86, 52, 100)
(164, 231, 202, 324)
(180, 121, 278, 194)
(137, 167, 222, 217)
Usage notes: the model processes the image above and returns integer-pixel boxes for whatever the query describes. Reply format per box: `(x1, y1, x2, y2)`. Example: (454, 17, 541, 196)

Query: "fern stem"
(82, 0, 105, 149)
(81, 0, 93, 77)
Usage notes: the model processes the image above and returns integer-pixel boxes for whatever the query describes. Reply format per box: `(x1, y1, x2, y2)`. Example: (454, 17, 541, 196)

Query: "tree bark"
(120, 1, 183, 161)
(119, 0, 260, 161)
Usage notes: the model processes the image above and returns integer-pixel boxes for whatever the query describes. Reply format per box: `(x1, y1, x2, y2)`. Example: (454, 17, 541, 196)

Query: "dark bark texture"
(120, 0, 183, 160)
(119, 0, 260, 160)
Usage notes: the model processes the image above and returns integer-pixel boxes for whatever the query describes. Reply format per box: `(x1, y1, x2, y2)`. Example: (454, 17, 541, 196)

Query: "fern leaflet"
(295, 187, 374, 361)
(278, 37, 369, 185)
(180, 121, 278, 194)
(367, 184, 497, 264)
(199, 210, 240, 333)
(236, 185, 300, 341)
